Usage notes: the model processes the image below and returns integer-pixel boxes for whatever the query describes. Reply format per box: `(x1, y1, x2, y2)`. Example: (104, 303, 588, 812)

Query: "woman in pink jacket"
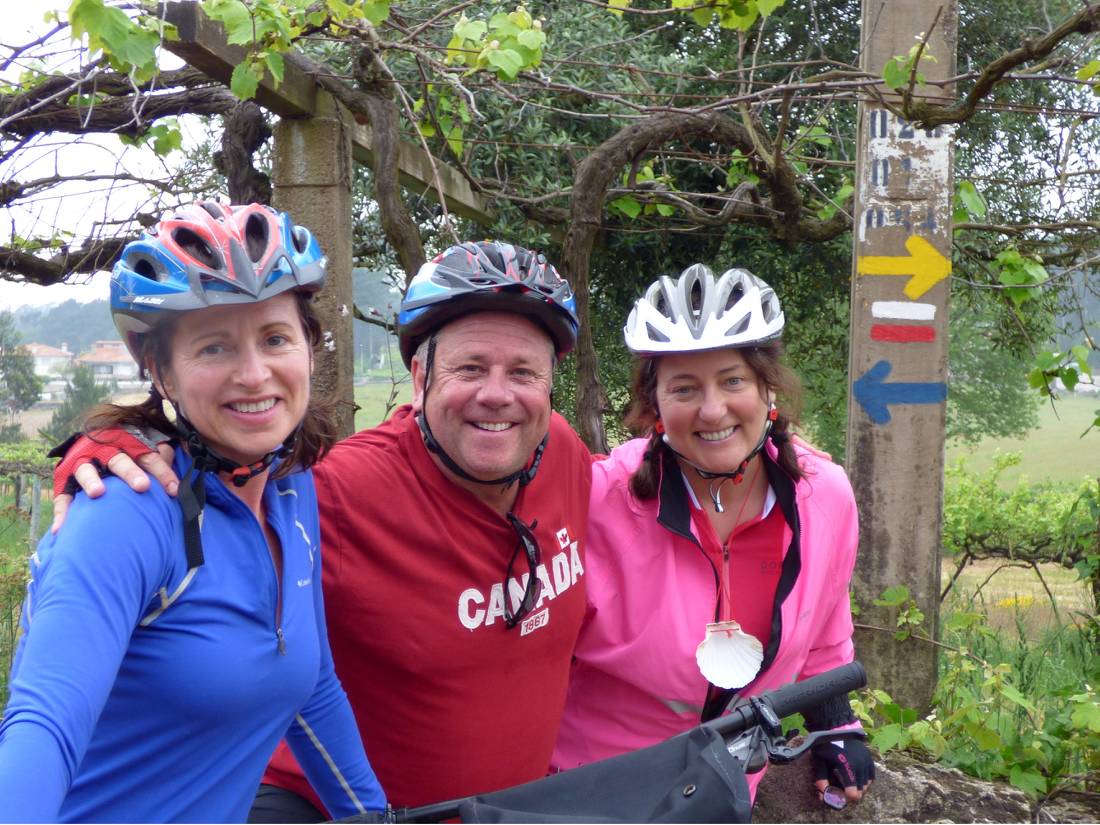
(552, 264, 874, 807)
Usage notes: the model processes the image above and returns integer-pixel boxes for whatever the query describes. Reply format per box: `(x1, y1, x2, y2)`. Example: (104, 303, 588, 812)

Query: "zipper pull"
(276, 627, 287, 656)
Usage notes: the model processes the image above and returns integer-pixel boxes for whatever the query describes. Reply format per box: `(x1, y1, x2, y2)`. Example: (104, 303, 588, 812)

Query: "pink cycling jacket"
(552, 436, 861, 797)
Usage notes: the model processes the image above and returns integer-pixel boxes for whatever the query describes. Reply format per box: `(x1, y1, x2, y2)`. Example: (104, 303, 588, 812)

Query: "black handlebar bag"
(454, 725, 751, 824)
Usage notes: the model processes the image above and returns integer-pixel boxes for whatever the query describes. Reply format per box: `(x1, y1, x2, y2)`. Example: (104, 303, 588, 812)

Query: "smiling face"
(654, 347, 771, 475)
(154, 291, 312, 467)
(411, 311, 555, 485)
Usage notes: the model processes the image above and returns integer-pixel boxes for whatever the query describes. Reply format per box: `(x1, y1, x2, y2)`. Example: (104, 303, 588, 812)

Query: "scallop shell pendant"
(695, 620, 763, 689)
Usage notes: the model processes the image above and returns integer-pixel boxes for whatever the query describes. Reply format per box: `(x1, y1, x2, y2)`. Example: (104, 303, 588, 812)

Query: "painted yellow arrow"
(857, 235, 951, 299)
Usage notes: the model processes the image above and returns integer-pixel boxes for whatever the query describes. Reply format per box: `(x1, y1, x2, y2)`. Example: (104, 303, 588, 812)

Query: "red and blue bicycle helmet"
(397, 240, 579, 367)
(111, 200, 327, 362)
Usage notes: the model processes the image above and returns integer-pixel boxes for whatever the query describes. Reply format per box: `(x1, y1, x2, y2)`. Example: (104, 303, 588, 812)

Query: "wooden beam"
(161, 1, 493, 225)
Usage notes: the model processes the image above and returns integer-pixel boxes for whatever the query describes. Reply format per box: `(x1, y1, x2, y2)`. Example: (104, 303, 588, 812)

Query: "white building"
(23, 342, 74, 377)
(75, 340, 141, 386)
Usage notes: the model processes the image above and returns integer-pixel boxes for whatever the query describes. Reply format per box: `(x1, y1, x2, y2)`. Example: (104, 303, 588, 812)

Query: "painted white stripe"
(871, 301, 936, 321)
(294, 713, 367, 814)
(140, 567, 200, 626)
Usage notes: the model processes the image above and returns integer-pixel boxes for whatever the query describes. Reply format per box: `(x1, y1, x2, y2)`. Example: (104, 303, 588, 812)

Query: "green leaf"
(517, 29, 545, 50)
(1009, 765, 1046, 796)
(150, 124, 182, 156)
(966, 722, 1002, 750)
(454, 18, 487, 41)
(718, 2, 758, 30)
(489, 12, 520, 37)
(945, 611, 985, 631)
(691, 6, 714, 26)
(607, 0, 631, 15)
(1034, 350, 1062, 371)
(446, 124, 464, 157)
(361, 1, 390, 26)
(417, 121, 436, 137)
(873, 584, 910, 607)
(69, 0, 158, 73)
(883, 57, 908, 89)
(1070, 699, 1100, 732)
(871, 723, 906, 751)
(957, 180, 987, 218)
(264, 51, 285, 84)
(230, 61, 261, 99)
(609, 196, 641, 219)
(1060, 368, 1079, 392)
(487, 48, 524, 79)
(206, 0, 253, 46)
(757, 0, 785, 15)
(655, 203, 675, 217)
(1075, 59, 1100, 81)
(999, 683, 1038, 713)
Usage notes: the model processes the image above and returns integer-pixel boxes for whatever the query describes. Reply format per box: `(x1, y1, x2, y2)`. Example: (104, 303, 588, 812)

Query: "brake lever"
(764, 728, 868, 764)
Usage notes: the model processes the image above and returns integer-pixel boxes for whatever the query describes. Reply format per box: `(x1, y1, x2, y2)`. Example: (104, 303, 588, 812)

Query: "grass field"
(353, 377, 413, 431)
(946, 395, 1098, 487)
(943, 558, 1093, 638)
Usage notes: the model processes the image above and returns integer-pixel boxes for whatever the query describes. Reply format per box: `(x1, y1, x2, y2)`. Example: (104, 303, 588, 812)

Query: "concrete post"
(272, 92, 356, 438)
(847, 0, 958, 711)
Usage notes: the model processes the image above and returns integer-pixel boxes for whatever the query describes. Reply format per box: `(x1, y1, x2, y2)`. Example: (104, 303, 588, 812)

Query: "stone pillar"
(847, 0, 958, 712)
(272, 92, 356, 438)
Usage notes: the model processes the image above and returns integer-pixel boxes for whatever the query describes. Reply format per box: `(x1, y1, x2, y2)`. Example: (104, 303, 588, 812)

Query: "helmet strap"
(416, 334, 547, 490)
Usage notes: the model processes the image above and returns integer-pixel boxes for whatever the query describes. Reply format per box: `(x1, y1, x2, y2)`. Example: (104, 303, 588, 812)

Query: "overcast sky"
(2, 1, 185, 310)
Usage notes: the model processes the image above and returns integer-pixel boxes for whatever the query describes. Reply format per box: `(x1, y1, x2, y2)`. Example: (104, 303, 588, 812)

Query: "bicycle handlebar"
(707, 661, 867, 740)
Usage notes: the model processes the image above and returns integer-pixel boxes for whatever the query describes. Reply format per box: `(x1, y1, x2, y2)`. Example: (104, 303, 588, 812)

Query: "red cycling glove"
(49, 430, 156, 498)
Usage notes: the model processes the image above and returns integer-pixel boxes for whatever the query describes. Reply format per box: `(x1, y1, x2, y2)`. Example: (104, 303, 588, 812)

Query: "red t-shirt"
(690, 486, 785, 650)
(263, 405, 591, 809)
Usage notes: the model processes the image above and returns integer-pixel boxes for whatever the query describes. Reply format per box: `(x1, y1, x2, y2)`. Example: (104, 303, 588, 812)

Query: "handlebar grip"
(766, 661, 867, 720)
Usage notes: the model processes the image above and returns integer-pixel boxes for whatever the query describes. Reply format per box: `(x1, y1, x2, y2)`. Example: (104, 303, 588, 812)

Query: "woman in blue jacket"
(0, 202, 386, 823)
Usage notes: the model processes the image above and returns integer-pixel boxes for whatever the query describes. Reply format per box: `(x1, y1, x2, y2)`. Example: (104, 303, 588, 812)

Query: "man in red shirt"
(52, 241, 592, 819)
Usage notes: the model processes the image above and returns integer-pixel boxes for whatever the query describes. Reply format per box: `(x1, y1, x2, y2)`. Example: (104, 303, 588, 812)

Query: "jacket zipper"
(271, 538, 286, 655)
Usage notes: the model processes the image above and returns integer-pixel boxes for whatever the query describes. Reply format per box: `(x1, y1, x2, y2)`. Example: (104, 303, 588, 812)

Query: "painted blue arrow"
(853, 359, 947, 424)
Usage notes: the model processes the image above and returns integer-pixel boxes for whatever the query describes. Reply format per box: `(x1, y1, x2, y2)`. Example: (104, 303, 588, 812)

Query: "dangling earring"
(654, 419, 665, 434)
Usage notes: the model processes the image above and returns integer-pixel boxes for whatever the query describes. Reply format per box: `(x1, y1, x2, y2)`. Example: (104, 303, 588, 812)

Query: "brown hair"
(625, 342, 804, 500)
(83, 292, 339, 478)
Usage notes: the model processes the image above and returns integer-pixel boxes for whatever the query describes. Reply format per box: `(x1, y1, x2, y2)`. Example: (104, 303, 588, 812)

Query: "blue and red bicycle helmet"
(397, 240, 579, 367)
(111, 200, 327, 362)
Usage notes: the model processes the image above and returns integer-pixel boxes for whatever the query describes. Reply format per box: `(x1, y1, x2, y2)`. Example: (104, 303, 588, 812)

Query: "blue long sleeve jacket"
(0, 453, 385, 823)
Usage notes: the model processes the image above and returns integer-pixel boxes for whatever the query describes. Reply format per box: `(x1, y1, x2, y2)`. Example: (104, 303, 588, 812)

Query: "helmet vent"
(291, 226, 310, 254)
(244, 213, 269, 262)
(689, 279, 704, 319)
(133, 257, 159, 281)
(199, 202, 226, 221)
(645, 322, 670, 343)
(725, 283, 746, 311)
(726, 315, 751, 337)
(654, 293, 669, 316)
(173, 228, 220, 269)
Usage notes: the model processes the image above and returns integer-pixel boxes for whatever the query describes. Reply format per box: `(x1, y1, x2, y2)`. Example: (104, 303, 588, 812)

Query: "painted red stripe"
(871, 323, 936, 342)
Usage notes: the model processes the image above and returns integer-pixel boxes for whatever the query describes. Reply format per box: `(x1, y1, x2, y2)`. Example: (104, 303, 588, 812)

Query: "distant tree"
(946, 297, 1042, 445)
(0, 311, 44, 441)
(13, 301, 118, 355)
(351, 268, 401, 373)
(39, 364, 111, 445)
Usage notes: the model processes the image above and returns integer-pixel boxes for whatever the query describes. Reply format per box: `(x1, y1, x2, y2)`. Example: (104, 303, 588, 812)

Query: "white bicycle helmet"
(623, 263, 784, 354)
